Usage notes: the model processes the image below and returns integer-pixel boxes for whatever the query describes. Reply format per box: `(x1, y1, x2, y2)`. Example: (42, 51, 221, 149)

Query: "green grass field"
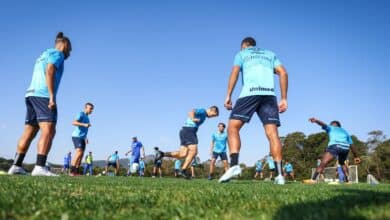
(1, 176, 389, 220)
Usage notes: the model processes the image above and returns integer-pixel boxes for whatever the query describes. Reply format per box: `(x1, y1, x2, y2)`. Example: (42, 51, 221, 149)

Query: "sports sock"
(71, 166, 76, 173)
(230, 153, 239, 167)
(275, 161, 283, 176)
(13, 153, 26, 166)
(36, 154, 47, 167)
(312, 171, 319, 180)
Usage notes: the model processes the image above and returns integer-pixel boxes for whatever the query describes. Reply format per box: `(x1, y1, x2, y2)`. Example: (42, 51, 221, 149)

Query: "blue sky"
(0, 0, 389, 166)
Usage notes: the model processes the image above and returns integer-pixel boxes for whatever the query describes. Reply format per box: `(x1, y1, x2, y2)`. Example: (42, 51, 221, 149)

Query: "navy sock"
(312, 171, 319, 180)
(36, 154, 47, 167)
(275, 161, 283, 176)
(230, 153, 239, 167)
(13, 153, 26, 166)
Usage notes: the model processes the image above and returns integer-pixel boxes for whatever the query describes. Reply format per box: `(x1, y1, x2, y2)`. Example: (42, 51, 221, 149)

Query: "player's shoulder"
(45, 48, 64, 58)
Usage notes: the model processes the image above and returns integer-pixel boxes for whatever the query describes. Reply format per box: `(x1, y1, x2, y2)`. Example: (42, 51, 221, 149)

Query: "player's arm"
(46, 63, 57, 110)
(225, 66, 241, 110)
(309, 117, 327, 128)
(210, 140, 215, 156)
(72, 119, 90, 128)
(125, 149, 132, 156)
(274, 65, 288, 113)
(188, 109, 200, 123)
(141, 146, 145, 159)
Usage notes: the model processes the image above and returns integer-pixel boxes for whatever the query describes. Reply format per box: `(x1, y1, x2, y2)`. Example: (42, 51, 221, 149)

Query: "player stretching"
(219, 37, 288, 184)
(208, 122, 229, 180)
(304, 118, 361, 184)
(164, 106, 219, 178)
(8, 32, 72, 176)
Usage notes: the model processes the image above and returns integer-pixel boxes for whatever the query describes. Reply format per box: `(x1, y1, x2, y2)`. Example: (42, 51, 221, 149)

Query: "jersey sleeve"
(273, 52, 282, 68)
(74, 112, 83, 122)
(348, 136, 353, 145)
(233, 52, 243, 68)
(47, 51, 64, 69)
(322, 125, 331, 133)
(195, 108, 207, 117)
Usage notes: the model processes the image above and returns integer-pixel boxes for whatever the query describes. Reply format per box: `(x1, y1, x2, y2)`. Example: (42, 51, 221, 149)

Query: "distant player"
(163, 106, 219, 178)
(208, 122, 229, 180)
(139, 159, 145, 177)
(283, 160, 295, 181)
(125, 137, 145, 175)
(63, 152, 71, 173)
(70, 103, 94, 176)
(264, 154, 275, 179)
(83, 151, 93, 176)
(316, 157, 325, 180)
(152, 147, 164, 178)
(8, 32, 72, 176)
(105, 151, 120, 176)
(220, 37, 288, 184)
(304, 118, 361, 184)
(253, 159, 264, 179)
(174, 159, 182, 177)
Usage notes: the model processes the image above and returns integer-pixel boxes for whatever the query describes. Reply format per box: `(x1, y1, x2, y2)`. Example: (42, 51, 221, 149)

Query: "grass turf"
(0, 176, 389, 220)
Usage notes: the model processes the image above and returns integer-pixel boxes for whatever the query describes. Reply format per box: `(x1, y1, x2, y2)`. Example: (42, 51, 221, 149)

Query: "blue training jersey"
(109, 154, 119, 162)
(184, 108, 207, 128)
(64, 155, 71, 165)
(175, 160, 182, 169)
(284, 163, 293, 172)
(212, 131, 228, 153)
(233, 47, 282, 98)
(72, 111, 90, 139)
(255, 161, 263, 170)
(131, 141, 143, 158)
(26, 48, 65, 98)
(139, 161, 145, 169)
(323, 125, 353, 150)
(267, 156, 275, 169)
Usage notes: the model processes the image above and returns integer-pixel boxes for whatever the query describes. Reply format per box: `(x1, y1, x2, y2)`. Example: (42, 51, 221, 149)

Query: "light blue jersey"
(233, 47, 282, 98)
(184, 108, 207, 128)
(212, 131, 227, 153)
(255, 161, 263, 171)
(109, 153, 119, 163)
(175, 160, 182, 170)
(71, 112, 90, 139)
(323, 125, 353, 150)
(26, 48, 65, 98)
(139, 161, 145, 170)
(267, 156, 275, 169)
(284, 163, 293, 173)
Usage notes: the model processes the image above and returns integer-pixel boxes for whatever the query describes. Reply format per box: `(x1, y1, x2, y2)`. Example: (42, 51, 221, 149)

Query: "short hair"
(115, 151, 118, 154)
(85, 102, 94, 108)
(330, 120, 341, 127)
(55, 32, 72, 51)
(209, 105, 219, 116)
(218, 122, 226, 128)
(241, 37, 256, 47)
(154, 147, 159, 150)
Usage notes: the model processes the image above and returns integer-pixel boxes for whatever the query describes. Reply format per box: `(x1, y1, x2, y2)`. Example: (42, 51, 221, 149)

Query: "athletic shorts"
(64, 164, 70, 169)
(179, 127, 198, 146)
(131, 157, 140, 164)
(286, 171, 293, 175)
(212, 151, 228, 161)
(72, 137, 86, 151)
(269, 168, 275, 172)
(255, 169, 262, 173)
(25, 96, 57, 125)
(154, 160, 162, 168)
(175, 169, 180, 173)
(327, 145, 349, 165)
(107, 162, 117, 167)
(230, 95, 280, 126)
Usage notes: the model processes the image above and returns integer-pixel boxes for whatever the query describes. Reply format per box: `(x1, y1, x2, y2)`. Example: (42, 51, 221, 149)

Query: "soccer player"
(8, 32, 72, 176)
(253, 159, 264, 179)
(105, 151, 120, 176)
(219, 37, 288, 184)
(264, 154, 276, 179)
(63, 152, 71, 174)
(83, 151, 93, 176)
(70, 103, 94, 176)
(208, 122, 229, 180)
(163, 106, 219, 178)
(304, 118, 361, 184)
(125, 137, 145, 175)
(283, 160, 295, 181)
(152, 147, 164, 178)
(174, 159, 182, 177)
(139, 159, 145, 177)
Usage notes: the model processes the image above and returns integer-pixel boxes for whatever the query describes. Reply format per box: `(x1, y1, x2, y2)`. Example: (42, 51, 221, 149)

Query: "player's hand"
(354, 157, 361, 164)
(278, 99, 288, 113)
(48, 98, 56, 110)
(224, 96, 233, 110)
(84, 123, 91, 128)
(309, 117, 317, 123)
(192, 118, 200, 123)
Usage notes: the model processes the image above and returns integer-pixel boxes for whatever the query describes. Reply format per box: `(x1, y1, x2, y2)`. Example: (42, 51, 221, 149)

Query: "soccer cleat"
(274, 175, 285, 185)
(179, 171, 191, 180)
(31, 166, 59, 176)
(218, 165, 241, 183)
(8, 165, 27, 175)
(208, 175, 214, 180)
(303, 179, 317, 184)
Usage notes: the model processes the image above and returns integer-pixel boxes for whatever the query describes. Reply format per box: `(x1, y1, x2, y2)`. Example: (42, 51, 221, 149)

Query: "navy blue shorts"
(108, 162, 117, 167)
(255, 169, 263, 173)
(64, 164, 70, 169)
(179, 127, 198, 146)
(212, 151, 228, 161)
(25, 96, 57, 125)
(230, 95, 280, 126)
(72, 137, 86, 151)
(327, 145, 349, 165)
(154, 160, 162, 168)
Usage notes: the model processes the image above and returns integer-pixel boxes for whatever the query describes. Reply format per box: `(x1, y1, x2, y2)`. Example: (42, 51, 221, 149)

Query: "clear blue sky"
(0, 0, 389, 165)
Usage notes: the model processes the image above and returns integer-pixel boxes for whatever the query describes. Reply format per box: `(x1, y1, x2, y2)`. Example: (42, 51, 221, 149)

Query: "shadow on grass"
(273, 188, 390, 220)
